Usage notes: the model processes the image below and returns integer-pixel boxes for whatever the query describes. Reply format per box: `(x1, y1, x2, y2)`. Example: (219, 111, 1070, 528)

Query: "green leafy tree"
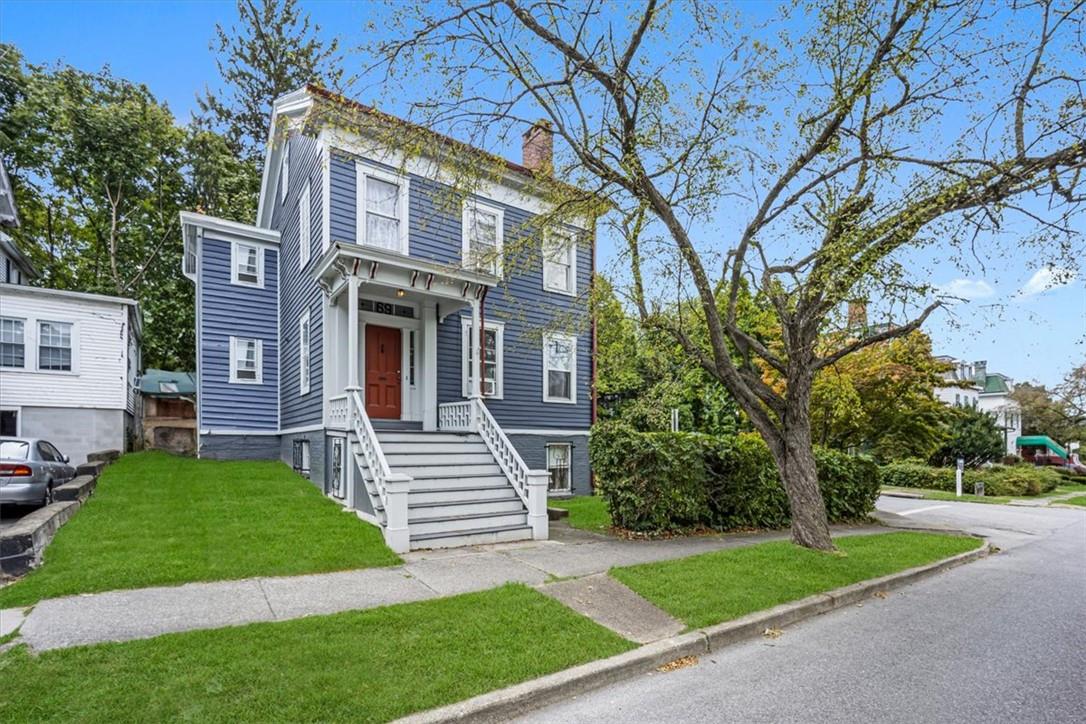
(372, 0, 1086, 550)
(197, 0, 343, 167)
(929, 406, 1004, 468)
(1012, 363, 1086, 444)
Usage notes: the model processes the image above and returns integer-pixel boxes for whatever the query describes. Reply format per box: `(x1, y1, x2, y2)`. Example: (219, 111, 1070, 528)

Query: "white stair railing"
(347, 387, 411, 553)
(438, 398, 549, 540)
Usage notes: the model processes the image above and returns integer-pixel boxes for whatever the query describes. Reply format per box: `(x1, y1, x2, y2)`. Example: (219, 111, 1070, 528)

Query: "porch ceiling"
(314, 242, 496, 309)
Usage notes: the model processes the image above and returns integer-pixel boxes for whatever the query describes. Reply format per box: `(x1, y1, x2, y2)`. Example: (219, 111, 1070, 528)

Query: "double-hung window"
(543, 333, 576, 403)
(0, 317, 25, 368)
(229, 337, 262, 384)
(299, 180, 311, 269)
(543, 230, 576, 295)
(231, 242, 263, 287)
(461, 319, 503, 398)
(462, 200, 504, 276)
(299, 309, 311, 395)
(546, 443, 572, 493)
(38, 321, 72, 371)
(357, 163, 409, 253)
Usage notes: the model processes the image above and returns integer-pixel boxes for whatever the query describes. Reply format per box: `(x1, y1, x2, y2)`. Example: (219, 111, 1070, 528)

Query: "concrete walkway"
(3, 520, 894, 652)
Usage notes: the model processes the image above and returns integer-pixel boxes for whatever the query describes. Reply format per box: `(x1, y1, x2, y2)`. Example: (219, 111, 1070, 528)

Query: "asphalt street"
(521, 497, 1086, 724)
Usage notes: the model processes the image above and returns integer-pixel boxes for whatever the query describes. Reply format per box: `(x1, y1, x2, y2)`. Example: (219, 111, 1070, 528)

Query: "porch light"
(396, 289, 406, 298)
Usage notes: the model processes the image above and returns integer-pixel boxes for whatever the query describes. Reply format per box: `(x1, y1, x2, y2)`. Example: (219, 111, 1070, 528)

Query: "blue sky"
(2, 0, 1083, 387)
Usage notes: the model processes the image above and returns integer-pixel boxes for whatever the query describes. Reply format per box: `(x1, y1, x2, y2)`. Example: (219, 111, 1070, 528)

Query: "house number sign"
(360, 299, 414, 319)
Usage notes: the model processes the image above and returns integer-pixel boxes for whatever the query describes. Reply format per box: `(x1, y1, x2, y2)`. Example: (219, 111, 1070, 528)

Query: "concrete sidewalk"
(5, 521, 892, 652)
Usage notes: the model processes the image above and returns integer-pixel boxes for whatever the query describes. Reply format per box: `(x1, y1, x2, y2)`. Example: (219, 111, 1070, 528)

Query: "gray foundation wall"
(200, 433, 281, 460)
(20, 407, 127, 466)
(508, 433, 591, 496)
(279, 431, 326, 490)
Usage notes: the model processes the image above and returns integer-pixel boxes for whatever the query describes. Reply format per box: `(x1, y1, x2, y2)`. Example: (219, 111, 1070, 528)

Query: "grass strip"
(1059, 495, 1086, 507)
(0, 451, 400, 607)
(611, 532, 982, 629)
(881, 485, 1011, 505)
(549, 495, 612, 533)
(0, 584, 634, 723)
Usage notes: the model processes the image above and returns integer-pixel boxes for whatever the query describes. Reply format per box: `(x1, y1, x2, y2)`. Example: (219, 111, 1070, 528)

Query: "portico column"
(469, 298, 482, 431)
(422, 300, 438, 431)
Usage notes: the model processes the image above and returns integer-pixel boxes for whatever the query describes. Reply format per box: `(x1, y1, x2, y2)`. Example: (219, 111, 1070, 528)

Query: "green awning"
(1015, 435, 1068, 458)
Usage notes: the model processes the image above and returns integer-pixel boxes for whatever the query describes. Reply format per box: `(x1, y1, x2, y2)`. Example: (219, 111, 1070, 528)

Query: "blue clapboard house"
(181, 86, 596, 551)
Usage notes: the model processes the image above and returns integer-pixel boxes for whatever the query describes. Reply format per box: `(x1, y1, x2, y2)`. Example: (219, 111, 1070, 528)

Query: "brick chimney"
(522, 120, 553, 174)
(847, 300, 868, 329)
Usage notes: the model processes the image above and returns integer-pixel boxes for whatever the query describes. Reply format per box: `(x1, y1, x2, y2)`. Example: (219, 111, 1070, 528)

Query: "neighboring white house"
(0, 284, 142, 464)
(935, 356, 1022, 455)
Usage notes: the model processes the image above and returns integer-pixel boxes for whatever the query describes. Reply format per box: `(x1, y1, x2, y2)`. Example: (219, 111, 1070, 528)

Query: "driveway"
(520, 497, 1086, 724)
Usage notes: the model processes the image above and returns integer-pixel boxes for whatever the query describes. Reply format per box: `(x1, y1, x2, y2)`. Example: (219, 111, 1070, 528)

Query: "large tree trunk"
(771, 371, 835, 552)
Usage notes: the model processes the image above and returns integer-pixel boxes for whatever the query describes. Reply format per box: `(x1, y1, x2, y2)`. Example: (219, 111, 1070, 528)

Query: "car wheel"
(43, 483, 55, 506)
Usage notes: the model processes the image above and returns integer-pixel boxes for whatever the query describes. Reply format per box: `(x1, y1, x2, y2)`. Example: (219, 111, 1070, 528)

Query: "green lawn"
(0, 585, 633, 723)
(0, 451, 400, 607)
(549, 495, 612, 533)
(881, 485, 1012, 505)
(611, 532, 982, 629)
(1059, 495, 1086, 507)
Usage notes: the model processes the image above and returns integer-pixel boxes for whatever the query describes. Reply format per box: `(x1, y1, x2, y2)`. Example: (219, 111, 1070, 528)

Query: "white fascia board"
(0, 281, 137, 308)
(256, 87, 316, 229)
(181, 211, 281, 246)
(318, 127, 591, 230)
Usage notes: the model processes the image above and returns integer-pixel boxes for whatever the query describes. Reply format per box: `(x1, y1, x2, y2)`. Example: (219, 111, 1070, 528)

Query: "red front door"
(365, 325, 402, 419)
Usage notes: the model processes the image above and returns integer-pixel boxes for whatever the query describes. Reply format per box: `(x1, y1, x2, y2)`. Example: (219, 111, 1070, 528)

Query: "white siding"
(0, 286, 133, 410)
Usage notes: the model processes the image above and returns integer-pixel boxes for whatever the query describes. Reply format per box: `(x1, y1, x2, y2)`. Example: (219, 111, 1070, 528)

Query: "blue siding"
(275, 134, 325, 429)
(199, 236, 279, 430)
(326, 146, 592, 431)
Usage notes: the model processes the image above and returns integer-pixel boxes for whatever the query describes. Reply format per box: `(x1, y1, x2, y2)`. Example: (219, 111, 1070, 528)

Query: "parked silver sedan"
(0, 437, 76, 507)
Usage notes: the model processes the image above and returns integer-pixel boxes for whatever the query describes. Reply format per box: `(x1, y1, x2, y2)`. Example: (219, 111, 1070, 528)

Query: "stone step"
(409, 524, 533, 550)
(407, 498, 525, 521)
(409, 485, 519, 505)
(385, 452, 496, 467)
(409, 510, 528, 536)
(376, 432, 481, 444)
(380, 441, 490, 455)
(408, 475, 511, 490)
(393, 463, 504, 479)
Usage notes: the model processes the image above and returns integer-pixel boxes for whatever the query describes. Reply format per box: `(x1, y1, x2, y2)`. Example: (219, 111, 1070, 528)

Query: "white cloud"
(1018, 267, 1076, 297)
(938, 278, 995, 300)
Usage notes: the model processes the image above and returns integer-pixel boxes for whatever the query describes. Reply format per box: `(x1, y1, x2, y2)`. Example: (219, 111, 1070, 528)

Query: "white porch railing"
(327, 393, 349, 429)
(347, 387, 412, 552)
(438, 398, 549, 540)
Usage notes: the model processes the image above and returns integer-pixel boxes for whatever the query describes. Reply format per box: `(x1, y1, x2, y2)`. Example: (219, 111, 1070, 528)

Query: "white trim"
(201, 428, 281, 436)
(0, 405, 22, 436)
(0, 281, 138, 307)
(180, 211, 281, 246)
(461, 198, 504, 277)
(546, 442, 572, 493)
(321, 145, 332, 252)
(502, 428, 589, 436)
(460, 317, 504, 399)
(228, 336, 264, 384)
(543, 229, 577, 296)
(279, 141, 290, 203)
(542, 332, 577, 404)
(299, 308, 311, 396)
(230, 241, 265, 288)
(0, 315, 27, 370)
(299, 180, 312, 270)
(280, 423, 325, 436)
(355, 160, 410, 255)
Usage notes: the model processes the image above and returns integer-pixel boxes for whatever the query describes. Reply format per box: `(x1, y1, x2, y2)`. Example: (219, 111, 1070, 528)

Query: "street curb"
(398, 539, 990, 723)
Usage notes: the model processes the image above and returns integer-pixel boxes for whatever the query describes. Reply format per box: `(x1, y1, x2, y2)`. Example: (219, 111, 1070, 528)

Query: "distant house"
(0, 158, 143, 464)
(179, 85, 596, 551)
(935, 357, 1022, 455)
(140, 369, 196, 455)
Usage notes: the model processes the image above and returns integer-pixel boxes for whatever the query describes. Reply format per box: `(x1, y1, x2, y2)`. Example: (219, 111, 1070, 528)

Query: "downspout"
(478, 285, 488, 397)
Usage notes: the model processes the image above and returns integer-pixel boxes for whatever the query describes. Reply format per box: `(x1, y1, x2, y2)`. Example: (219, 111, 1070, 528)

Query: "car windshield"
(0, 441, 30, 460)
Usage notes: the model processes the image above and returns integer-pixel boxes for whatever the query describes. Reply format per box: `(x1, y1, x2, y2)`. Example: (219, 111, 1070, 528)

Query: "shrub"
(590, 424, 880, 534)
(1001, 454, 1023, 465)
(929, 407, 1004, 467)
(878, 461, 1060, 496)
(880, 461, 944, 490)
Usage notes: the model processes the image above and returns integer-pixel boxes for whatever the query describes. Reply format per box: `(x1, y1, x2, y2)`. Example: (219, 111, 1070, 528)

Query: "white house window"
(229, 337, 263, 384)
(0, 317, 25, 368)
(38, 321, 72, 371)
(279, 141, 290, 203)
(543, 231, 576, 295)
(299, 309, 311, 395)
(546, 443, 572, 493)
(231, 242, 263, 287)
(299, 180, 311, 270)
(357, 163, 409, 254)
(543, 333, 576, 403)
(461, 318, 503, 398)
(462, 200, 504, 276)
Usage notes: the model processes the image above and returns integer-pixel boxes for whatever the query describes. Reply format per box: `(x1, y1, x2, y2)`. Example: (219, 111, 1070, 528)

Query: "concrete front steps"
(375, 430, 533, 550)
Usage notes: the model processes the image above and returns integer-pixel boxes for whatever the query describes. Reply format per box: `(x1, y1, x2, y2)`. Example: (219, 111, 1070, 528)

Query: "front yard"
(0, 451, 399, 606)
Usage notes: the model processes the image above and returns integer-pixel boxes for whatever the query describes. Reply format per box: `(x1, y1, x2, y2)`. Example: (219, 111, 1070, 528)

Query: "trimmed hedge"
(880, 461, 1061, 496)
(589, 423, 880, 534)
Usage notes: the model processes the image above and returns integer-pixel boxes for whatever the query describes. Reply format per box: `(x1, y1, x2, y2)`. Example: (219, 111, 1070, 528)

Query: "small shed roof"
(1015, 435, 1068, 458)
(140, 368, 196, 397)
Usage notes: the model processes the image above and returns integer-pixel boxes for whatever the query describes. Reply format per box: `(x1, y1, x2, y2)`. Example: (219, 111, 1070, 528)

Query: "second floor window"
(38, 321, 72, 371)
(543, 231, 576, 295)
(543, 333, 576, 403)
(365, 176, 401, 251)
(462, 201, 504, 276)
(232, 242, 263, 287)
(230, 337, 262, 384)
(299, 181, 311, 269)
(462, 319, 503, 398)
(0, 317, 24, 368)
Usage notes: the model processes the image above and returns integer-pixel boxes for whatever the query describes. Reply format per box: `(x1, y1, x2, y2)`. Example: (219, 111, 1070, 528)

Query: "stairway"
(371, 430, 534, 550)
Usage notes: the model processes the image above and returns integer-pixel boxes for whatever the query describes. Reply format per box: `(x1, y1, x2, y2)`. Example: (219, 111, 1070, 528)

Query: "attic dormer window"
(279, 141, 290, 203)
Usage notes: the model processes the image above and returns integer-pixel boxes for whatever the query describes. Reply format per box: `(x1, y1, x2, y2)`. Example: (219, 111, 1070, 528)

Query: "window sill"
(543, 285, 577, 297)
(542, 397, 578, 405)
